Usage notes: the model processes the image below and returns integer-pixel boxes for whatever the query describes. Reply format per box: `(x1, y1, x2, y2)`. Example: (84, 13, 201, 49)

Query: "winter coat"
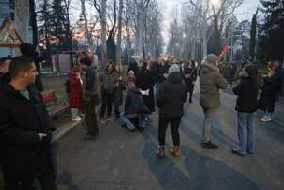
(136, 70, 156, 112)
(84, 66, 100, 105)
(100, 72, 115, 94)
(124, 88, 150, 115)
(233, 77, 258, 113)
(183, 64, 198, 89)
(157, 72, 187, 118)
(113, 72, 125, 106)
(0, 82, 55, 174)
(258, 73, 282, 112)
(69, 71, 83, 109)
(157, 64, 170, 83)
(200, 63, 227, 110)
(85, 66, 99, 96)
(127, 76, 136, 88)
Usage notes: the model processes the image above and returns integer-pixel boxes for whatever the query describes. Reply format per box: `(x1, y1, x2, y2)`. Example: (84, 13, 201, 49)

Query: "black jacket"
(157, 72, 187, 118)
(0, 82, 55, 174)
(136, 70, 156, 112)
(233, 77, 258, 113)
(124, 88, 150, 115)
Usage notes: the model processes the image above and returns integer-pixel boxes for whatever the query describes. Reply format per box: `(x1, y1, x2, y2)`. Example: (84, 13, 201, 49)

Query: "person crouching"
(120, 80, 150, 131)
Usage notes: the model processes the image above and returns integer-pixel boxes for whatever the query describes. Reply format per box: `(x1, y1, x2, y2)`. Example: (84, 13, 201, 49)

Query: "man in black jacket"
(156, 64, 187, 158)
(0, 56, 57, 190)
(232, 64, 258, 156)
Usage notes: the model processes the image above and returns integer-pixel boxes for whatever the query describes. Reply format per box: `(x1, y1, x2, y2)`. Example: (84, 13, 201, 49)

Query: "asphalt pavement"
(56, 92, 284, 190)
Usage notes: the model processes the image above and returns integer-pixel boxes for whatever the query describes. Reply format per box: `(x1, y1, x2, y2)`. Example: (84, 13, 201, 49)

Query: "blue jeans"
(120, 112, 146, 130)
(236, 112, 256, 154)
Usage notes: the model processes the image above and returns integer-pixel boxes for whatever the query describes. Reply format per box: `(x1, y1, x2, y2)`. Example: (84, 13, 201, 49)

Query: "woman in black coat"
(156, 64, 187, 158)
(183, 60, 198, 103)
(258, 62, 283, 122)
(136, 61, 156, 114)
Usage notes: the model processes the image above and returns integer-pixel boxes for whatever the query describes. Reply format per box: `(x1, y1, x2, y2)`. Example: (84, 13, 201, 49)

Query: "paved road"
(56, 92, 284, 190)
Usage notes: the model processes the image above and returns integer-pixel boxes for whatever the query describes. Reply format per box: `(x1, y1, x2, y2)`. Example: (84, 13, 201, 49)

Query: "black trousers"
(187, 84, 194, 102)
(158, 116, 182, 146)
(84, 96, 99, 136)
(100, 90, 113, 119)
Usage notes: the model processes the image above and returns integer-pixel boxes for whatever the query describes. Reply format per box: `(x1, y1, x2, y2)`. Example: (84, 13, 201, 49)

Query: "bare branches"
(90, 0, 101, 13)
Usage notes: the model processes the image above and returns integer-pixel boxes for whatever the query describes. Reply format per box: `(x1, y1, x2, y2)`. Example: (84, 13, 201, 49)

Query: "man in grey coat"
(200, 54, 227, 149)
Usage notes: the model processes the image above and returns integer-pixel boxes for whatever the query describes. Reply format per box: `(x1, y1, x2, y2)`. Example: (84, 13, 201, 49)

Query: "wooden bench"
(41, 90, 70, 118)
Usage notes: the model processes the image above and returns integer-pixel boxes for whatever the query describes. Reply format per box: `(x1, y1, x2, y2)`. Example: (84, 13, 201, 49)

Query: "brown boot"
(156, 146, 165, 159)
(170, 146, 181, 158)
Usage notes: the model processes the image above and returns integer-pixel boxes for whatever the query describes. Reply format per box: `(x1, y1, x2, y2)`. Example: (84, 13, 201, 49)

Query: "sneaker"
(231, 148, 246, 156)
(260, 116, 268, 122)
(157, 147, 165, 159)
(201, 141, 219, 149)
(72, 116, 82, 121)
(266, 116, 272, 122)
(169, 146, 181, 158)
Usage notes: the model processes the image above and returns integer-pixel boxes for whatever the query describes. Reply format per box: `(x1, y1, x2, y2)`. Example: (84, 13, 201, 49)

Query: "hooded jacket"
(200, 63, 227, 110)
(233, 67, 259, 113)
(157, 72, 187, 118)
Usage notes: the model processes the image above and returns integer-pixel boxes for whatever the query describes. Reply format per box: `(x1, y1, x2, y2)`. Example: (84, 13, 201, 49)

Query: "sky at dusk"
(159, 0, 260, 43)
(70, 0, 260, 43)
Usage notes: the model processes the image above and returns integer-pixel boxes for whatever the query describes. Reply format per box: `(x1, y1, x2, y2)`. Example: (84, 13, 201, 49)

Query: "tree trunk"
(101, 0, 108, 65)
(201, 19, 207, 59)
(136, 2, 144, 58)
(116, 0, 123, 68)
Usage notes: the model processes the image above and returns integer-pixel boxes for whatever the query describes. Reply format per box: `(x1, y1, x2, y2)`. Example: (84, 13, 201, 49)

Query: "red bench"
(41, 90, 70, 118)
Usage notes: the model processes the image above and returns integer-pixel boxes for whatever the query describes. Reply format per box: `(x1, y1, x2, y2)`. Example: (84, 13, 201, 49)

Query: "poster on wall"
(0, 17, 23, 48)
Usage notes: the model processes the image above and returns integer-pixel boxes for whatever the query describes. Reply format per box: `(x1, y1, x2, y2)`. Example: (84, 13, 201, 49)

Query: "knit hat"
(245, 64, 258, 79)
(206, 54, 217, 65)
(168, 64, 180, 73)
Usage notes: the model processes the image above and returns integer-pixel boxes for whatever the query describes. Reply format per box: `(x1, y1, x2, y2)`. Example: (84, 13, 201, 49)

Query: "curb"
(51, 120, 81, 143)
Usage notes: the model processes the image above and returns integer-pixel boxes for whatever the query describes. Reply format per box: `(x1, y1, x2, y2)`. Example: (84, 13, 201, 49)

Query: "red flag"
(217, 44, 230, 61)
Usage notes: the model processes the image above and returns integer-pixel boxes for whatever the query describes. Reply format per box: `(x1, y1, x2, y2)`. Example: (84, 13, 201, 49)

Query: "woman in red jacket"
(69, 65, 83, 121)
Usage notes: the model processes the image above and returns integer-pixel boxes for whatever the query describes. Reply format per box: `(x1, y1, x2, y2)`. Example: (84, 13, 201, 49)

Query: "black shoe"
(201, 141, 219, 149)
(231, 149, 246, 156)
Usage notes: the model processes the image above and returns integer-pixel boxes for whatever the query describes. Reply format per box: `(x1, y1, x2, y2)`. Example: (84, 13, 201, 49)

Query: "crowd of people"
(0, 46, 283, 189)
(66, 53, 283, 157)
